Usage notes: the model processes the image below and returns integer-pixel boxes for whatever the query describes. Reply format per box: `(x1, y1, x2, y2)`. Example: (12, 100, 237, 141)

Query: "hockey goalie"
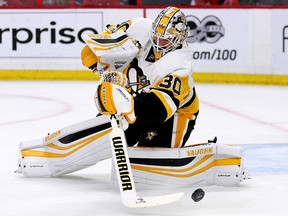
(16, 6, 248, 190)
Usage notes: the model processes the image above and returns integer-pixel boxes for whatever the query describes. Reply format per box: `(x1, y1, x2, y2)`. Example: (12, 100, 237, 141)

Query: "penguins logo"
(146, 130, 158, 140)
(186, 15, 225, 44)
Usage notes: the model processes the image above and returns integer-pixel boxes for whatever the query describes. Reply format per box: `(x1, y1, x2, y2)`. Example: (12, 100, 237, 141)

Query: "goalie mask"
(151, 6, 189, 60)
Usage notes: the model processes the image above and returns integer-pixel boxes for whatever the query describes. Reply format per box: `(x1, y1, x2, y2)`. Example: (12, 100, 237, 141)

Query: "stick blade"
(123, 192, 184, 208)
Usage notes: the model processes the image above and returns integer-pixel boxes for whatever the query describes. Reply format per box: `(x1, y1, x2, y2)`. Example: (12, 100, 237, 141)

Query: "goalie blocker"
(16, 117, 248, 187)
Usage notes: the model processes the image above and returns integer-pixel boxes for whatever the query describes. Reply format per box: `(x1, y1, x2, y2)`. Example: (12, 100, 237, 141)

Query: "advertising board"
(271, 9, 288, 74)
(0, 9, 143, 70)
(0, 8, 287, 83)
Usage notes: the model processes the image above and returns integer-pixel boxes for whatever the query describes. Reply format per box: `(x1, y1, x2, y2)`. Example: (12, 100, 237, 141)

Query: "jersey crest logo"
(146, 130, 158, 140)
(125, 58, 151, 95)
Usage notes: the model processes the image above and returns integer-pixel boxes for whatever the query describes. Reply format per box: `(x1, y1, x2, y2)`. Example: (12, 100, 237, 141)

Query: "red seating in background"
(0, 0, 121, 7)
(81, 0, 120, 6)
(5, 0, 38, 6)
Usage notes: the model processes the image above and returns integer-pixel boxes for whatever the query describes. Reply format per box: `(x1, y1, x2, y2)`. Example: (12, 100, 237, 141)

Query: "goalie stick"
(109, 115, 184, 208)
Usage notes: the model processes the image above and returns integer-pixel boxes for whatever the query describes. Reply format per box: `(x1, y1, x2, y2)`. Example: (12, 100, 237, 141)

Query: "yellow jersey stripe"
(150, 89, 177, 121)
(174, 115, 188, 148)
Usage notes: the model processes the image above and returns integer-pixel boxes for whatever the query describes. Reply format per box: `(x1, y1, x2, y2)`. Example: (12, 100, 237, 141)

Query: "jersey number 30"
(159, 75, 181, 95)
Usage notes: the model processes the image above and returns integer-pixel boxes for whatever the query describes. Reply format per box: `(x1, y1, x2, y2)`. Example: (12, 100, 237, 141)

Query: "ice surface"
(0, 81, 287, 216)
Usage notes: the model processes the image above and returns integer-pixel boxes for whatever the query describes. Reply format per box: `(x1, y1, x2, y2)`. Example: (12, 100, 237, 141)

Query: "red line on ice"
(201, 100, 288, 133)
(0, 93, 72, 126)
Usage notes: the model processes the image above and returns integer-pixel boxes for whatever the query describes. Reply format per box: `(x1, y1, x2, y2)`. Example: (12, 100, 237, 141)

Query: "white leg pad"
(16, 115, 112, 177)
(111, 143, 248, 189)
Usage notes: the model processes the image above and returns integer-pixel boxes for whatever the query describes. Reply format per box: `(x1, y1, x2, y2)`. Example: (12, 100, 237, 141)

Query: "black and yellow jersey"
(82, 17, 198, 148)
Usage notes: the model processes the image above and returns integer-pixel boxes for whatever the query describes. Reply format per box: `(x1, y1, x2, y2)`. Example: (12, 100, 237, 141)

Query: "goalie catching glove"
(95, 71, 136, 124)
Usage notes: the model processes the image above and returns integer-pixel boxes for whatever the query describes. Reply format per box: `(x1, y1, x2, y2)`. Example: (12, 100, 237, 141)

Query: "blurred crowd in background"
(1, 0, 288, 7)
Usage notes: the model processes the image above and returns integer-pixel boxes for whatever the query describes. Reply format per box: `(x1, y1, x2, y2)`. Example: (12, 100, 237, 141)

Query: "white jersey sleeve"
(145, 43, 194, 86)
(125, 17, 153, 51)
